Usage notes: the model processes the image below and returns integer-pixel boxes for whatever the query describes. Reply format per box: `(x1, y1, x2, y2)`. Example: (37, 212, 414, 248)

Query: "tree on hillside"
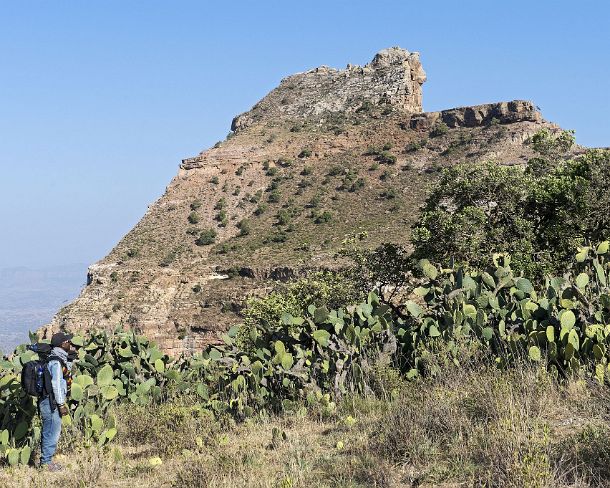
(411, 129, 610, 278)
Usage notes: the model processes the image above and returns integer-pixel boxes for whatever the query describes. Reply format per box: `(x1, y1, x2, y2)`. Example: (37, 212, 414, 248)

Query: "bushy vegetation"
(195, 228, 217, 246)
(412, 133, 610, 279)
(3, 240, 610, 470)
(429, 121, 449, 137)
(187, 212, 199, 225)
(237, 219, 251, 236)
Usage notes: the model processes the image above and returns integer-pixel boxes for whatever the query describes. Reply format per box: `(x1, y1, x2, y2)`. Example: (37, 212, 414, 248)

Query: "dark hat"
(51, 331, 74, 347)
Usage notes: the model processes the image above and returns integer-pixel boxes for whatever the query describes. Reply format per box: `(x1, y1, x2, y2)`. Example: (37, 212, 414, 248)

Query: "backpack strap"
(42, 364, 56, 410)
(46, 354, 67, 369)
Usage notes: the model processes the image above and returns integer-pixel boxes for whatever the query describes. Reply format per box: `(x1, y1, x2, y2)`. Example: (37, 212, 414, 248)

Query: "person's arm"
(49, 360, 66, 406)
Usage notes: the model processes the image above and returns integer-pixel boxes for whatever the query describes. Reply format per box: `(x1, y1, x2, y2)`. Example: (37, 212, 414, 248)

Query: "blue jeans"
(39, 397, 61, 465)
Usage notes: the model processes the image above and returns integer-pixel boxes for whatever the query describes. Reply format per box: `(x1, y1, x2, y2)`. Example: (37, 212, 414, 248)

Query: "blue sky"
(1, 0, 608, 269)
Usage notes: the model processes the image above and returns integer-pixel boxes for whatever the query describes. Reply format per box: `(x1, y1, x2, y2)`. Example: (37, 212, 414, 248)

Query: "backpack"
(21, 343, 53, 397)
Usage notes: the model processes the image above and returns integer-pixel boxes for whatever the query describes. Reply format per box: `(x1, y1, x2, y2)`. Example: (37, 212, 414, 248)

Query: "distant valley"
(0, 264, 87, 353)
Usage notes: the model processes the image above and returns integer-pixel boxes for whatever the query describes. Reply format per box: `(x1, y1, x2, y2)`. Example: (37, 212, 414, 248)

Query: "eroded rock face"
(231, 46, 426, 132)
(409, 100, 543, 130)
(39, 47, 566, 355)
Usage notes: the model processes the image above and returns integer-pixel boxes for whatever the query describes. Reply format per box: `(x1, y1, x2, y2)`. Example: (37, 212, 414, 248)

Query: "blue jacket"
(46, 347, 71, 406)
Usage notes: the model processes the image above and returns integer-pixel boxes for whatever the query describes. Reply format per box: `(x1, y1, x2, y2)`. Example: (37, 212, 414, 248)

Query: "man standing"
(39, 332, 75, 471)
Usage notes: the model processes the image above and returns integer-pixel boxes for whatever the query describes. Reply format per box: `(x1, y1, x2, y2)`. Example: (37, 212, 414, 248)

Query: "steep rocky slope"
(40, 47, 565, 354)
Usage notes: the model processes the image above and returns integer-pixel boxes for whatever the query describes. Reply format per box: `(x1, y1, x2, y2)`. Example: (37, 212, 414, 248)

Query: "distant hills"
(0, 264, 87, 353)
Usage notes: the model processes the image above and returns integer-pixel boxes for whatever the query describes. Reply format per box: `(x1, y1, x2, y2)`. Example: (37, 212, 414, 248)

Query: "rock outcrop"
(231, 47, 426, 132)
(409, 100, 542, 130)
(40, 47, 568, 354)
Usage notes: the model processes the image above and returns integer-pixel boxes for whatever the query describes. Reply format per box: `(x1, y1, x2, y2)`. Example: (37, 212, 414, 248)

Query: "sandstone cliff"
(40, 47, 565, 354)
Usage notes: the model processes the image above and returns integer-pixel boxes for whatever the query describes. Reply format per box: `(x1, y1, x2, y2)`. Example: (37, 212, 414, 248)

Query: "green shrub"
(196, 229, 217, 246)
(264, 230, 287, 244)
(276, 209, 291, 226)
(328, 165, 344, 177)
(350, 178, 365, 192)
(412, 147, 610, 278)
(313, 210, 332, 224)
(215, 210, 228, 227)
(309, 194, 322, 208)
(215, 198, 226, 210)
(241, 271, 362, 349)
(160, 249, 178, 266)
(380, 188, 397, 200)
(254, 203, 268, 216)
(250, 190, 263, 203)
(237, 219, 251, 236)
(268, 189, 281, 203)
(356, 100, 373, 113)
(430, 121, 449, 137)
(405, 140, 427, 152)
(364, 146, 381, 156)
(216, 243, 231, 254)
(188, 212, 200, 225)
(377, 151, 396, 165)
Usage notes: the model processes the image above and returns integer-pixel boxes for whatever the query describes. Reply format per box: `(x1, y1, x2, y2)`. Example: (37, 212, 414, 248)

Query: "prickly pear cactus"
(1, 241, 610, 465)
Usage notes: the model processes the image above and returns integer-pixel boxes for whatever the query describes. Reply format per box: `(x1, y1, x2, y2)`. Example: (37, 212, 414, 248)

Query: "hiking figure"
(39, 332, 76, 471)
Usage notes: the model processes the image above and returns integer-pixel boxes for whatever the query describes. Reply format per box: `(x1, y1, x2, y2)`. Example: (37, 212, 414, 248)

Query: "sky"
(1, 0, 608, 269)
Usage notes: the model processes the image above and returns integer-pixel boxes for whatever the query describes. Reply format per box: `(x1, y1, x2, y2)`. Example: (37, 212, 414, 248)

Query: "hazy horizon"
(0, 263, 88, 353)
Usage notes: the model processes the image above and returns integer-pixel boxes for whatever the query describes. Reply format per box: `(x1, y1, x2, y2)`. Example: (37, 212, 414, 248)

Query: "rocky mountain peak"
(231, 46, 426, 132)
(40, 48, 565, 355)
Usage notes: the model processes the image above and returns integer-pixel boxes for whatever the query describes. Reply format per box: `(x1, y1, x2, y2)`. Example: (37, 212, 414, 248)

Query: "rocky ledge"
(409, 100, 543, 130)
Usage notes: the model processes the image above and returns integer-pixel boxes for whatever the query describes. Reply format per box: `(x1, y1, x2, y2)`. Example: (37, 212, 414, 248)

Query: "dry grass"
(370, 363, 610, 487)
(3, 363, 610, 487)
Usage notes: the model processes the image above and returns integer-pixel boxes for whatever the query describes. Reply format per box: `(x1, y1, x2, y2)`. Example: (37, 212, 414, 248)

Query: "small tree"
(429, 121, 449, 138)
(238, 219, 251, 236)
(188, 212, 200, 225)
(195, 229, 217, 246)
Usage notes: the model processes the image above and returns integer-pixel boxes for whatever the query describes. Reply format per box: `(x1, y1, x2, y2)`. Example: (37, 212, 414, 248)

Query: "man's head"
(50, 332, 74, 352)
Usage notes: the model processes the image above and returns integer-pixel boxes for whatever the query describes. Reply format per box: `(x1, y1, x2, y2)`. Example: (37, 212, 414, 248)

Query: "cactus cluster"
(2, 241, 610, 465)
(401, 241, 610, 380)
(0, 330, 175, 464)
